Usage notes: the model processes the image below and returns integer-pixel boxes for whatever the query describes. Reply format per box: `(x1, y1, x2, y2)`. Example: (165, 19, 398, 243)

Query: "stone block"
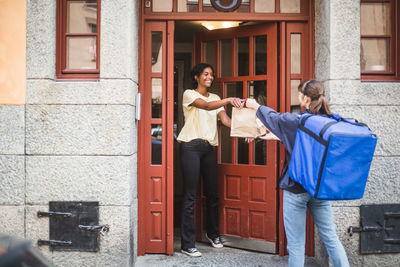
(314, 0, 331, 82)
(331, 156, 400, 207)
(329, 0, 360, 80)
(0, 106, 25, 154)
(27, 79, 137, 105)
(315, 0, 360, 80)
(326, 80, 400, 106)
(95, 206, 132, 267)
(332, 207, 362, 267)
(26, 105, 135, 155)
(100, 0, 136, 79)
(331, 105, 400, 156)
(0, 156, 24, 205)
(26, 0, 56, 79)
(364, 254, 400, 267)
(0, 206, 24, 237)
(25, 205, 53, 261)
(26, 156, 134, 205)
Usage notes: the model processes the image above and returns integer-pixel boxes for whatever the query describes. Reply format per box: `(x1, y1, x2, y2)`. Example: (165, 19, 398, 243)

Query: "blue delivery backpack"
(288, 112, 377, 200)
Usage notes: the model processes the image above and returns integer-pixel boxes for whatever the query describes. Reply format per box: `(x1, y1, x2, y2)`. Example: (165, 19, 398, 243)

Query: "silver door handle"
(136, 92, 141, 120)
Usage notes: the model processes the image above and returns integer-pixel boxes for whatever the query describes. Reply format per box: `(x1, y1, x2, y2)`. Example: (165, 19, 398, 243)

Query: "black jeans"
(180, 139, 219, 249)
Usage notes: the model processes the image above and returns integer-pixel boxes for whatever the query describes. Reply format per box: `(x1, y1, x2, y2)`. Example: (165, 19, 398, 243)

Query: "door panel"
(138, 21, 174, 255)
(196, 23, 278, 253)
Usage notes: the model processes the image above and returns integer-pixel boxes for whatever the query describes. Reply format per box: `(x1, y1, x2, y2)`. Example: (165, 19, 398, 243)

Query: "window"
(361, 0, 399, 80)
(56, 0, 100, 79)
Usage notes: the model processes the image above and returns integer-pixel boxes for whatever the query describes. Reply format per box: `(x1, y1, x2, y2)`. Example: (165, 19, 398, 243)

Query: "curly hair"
(190, 63, 215, 88)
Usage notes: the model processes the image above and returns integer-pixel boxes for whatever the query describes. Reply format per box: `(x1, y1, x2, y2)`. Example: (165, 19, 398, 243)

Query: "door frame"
(138, 0, 315, 256)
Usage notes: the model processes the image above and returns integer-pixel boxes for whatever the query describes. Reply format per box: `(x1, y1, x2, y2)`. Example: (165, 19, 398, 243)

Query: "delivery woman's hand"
(245, 98, 260, 110)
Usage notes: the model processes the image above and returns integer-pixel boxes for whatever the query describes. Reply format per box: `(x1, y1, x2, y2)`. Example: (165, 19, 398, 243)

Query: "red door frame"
(138, 0, 315, 256)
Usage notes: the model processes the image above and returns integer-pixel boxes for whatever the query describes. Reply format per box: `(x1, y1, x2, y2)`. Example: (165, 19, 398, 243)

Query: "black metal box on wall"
(349, 204, 400, 254)
(37, 201, 109, 252)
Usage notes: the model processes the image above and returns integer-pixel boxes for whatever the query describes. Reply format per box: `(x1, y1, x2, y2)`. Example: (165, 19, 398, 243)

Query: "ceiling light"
(200, 21, 241, 31)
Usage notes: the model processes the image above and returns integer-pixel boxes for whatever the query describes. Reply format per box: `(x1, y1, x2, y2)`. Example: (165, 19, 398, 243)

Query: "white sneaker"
(181, 248, 202, 257)
(205, 233, 223, 248)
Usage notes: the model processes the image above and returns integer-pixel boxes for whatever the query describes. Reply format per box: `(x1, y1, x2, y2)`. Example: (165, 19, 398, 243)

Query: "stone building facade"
(0, 0, 399, 266)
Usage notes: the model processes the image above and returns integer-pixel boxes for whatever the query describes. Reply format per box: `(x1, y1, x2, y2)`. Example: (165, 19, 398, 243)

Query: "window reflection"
(67, 1, 97, 34)
(178, 0, 199, 12)
(291, 34, 301, 74)
(291, 79, 301, 113)
(255, 0, 275, 13)
(361, 3, 390, 35)
(152, 32, 163, 73)
(255, 35, 267, 75)
(280, 0, 300, 13)
(152, 78, 163, 118)
(237, 138, 249, 164)
(204, 41, 216, 73)
(152, 0, 173, 12)
(361, 39, 390, 71)
(221, 39, 233, 77)
(151, 124, 162, 165)
(66, 37, 96, 69)
(237, 37, 249, 76)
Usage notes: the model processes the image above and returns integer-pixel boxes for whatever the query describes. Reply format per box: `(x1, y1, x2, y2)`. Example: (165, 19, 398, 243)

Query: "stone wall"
(315, 0, 400, 266)
(0, 0, 139, 266)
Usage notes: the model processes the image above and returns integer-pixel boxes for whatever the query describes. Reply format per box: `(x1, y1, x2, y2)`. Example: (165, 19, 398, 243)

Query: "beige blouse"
(177, 89, 224, 146)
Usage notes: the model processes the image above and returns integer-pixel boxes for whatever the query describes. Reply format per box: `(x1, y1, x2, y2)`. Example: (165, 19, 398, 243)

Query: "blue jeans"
(283, 190, 350, 267)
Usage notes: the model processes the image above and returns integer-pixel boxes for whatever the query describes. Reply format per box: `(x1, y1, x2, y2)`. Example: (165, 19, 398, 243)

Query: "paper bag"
(230, 107, 280, 140)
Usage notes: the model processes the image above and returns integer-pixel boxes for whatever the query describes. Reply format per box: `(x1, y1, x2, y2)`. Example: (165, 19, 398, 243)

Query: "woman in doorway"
(177, 63, 242, 257)
(245, 80, 350, 267)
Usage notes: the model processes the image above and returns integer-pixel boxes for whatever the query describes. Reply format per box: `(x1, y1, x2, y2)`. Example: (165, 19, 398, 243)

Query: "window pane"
(291, 34, 301, 74)
(204, 41, 216, 73)
(220, 126, 232, 164)
(255, 35, 267, 75)
(249, 80, 267, 104)
(178, 0, 198, 12)
(226, 82, 243, 117)
(361, 3, 390, 35)
(152, 32, 163, 73)
(209, 82, 222, 98)
(250, 80, 267, 166)
(67, 1, 97, 34)
(152, 0, 173, 12)
(291, 79, 301, 113)
(280, 0, 300, 13)
(255, 0, 274, 13)
(152, 78, 163, 118)
(151, 124, 162, 165)
(237, 37, 249, 76)
(254, 139, 266, 165)
(66, 37, 97, 69)
(237, 138, 249, 164)
(361, 38, 390, 71)
(221, 39, 232, 77)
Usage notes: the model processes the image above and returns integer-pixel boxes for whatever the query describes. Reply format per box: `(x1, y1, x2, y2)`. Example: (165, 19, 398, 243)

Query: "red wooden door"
(196, 23, 279, 253)
(138, 21, 174, 255)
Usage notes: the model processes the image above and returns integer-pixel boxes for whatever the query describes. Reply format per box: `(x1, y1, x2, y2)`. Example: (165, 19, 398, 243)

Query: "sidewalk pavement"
(135, 238, 322, 267)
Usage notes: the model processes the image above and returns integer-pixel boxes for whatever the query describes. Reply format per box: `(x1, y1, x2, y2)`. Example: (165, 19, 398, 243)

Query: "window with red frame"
(57, 0, 100, 79)
(361, 0, 399, 81)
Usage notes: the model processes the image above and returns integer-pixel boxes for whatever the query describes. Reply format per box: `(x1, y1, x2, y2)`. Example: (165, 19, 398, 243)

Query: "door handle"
(136, 92, 142, 120)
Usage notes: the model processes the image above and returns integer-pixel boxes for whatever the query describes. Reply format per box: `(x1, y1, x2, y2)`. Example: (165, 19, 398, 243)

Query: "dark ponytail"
(298, 80, 332, 115)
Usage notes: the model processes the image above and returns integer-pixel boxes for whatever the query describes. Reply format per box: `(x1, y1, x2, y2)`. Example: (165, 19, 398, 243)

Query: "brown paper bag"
(230, 107, 280, 140)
